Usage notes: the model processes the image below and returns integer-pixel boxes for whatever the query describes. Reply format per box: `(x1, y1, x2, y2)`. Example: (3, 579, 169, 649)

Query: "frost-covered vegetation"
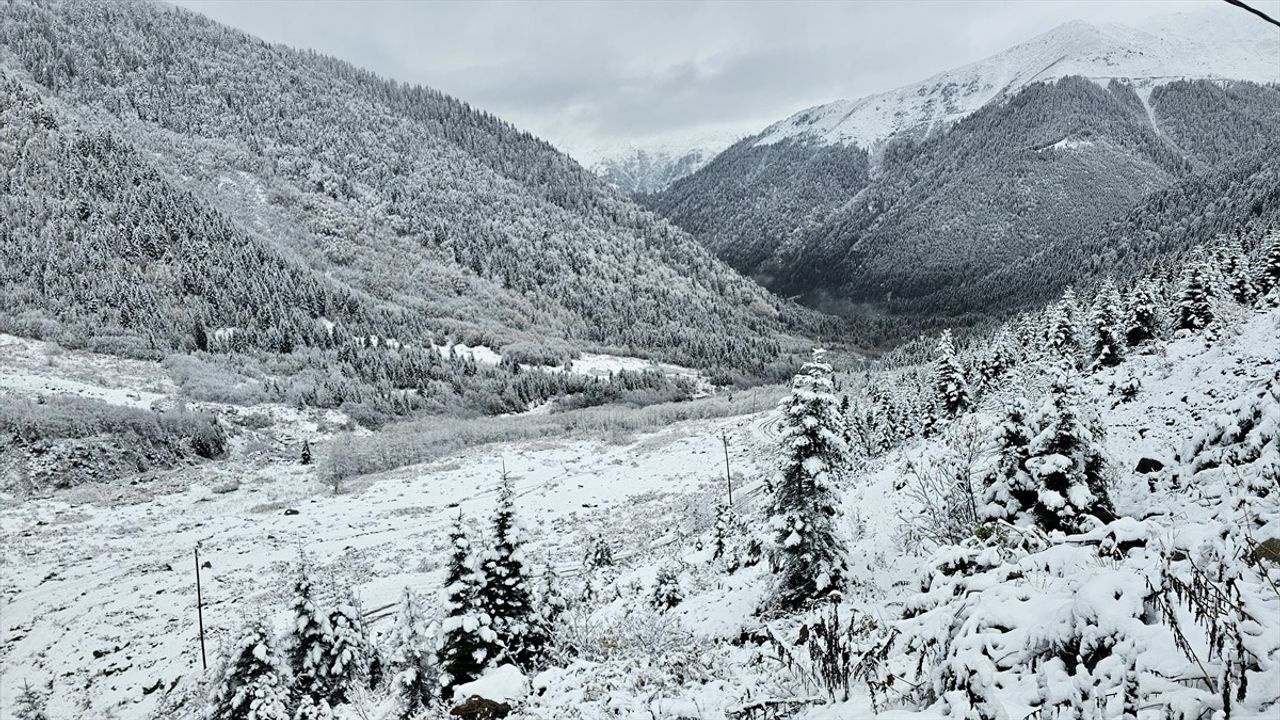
(0, 0, 829, 423)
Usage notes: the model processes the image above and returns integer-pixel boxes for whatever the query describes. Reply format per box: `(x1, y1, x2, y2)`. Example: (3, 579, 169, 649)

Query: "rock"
(1134, 457, 1164, 473)
(450, 697, 512, 719)
(1254, 537, 1280, 565)
(211, 479, 240, 494)
(283, 508, 300, 516)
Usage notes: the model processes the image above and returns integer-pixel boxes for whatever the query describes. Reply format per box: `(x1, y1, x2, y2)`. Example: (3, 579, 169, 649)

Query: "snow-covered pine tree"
(1123, 280, 1159, 347)
(1025, 367, 1112, 534)
(1217, 235, 1255, 305)
(436, 514, 497, 695)
(523, 566, 566, 669)
(584, 535, 614, 569)
(291, 697, 334, 720)
(931, 330, 971, 418)
(768, 349, 850, 611)
(207, 619, 292, 720)
(651, 562, 684, 611)
(321, 588, 371, 705)
(1174, 256, 1214, 332)
(387, 587, 436, 720)
(286, 561, 332, 706)
(1256, 234, 1280, 305)
(712, 503, 735, 561)
(13, 682, 49, 720)
(479, 471, 537, 666)
(1047, 287, 1082, 364)
(975, 327, 1015, 393)
(979, 397, 1037, 524)
(1087, 278, 1124, 371)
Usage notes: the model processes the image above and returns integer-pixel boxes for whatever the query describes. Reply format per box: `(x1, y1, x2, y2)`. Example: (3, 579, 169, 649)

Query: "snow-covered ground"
(0, 335, 769, 717)
(3, 308, 1277, 719)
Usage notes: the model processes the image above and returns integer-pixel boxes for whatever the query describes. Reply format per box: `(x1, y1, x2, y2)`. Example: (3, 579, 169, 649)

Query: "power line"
(1222, 0, 1280, 28)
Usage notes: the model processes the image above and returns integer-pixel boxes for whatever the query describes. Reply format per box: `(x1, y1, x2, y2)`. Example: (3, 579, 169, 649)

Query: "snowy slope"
(756, 10, 1280, 149)
(5, 301, 1278, 718)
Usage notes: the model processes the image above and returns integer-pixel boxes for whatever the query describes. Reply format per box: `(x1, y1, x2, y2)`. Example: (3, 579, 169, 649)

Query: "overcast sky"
(172, 0, 1271, 160)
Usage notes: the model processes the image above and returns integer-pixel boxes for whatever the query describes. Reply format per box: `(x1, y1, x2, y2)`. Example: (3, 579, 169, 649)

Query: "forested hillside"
(0, 0, 830, 421)
(649, 76, 1280, 339)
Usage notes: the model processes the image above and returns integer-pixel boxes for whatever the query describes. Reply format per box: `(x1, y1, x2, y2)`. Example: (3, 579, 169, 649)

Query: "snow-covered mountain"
(590, 144, 725, 196)
(756, 10, 1280, 151)
(579, 131, 742, 196)
(645, 9, 1280, 335)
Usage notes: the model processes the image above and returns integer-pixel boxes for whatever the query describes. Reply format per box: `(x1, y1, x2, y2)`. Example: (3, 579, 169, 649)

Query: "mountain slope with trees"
(645, 13, 1280, 341)
(0, 0, 830, 416)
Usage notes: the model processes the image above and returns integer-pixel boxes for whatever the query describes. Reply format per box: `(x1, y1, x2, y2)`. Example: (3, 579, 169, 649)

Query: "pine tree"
(975, 327, 1015, 393)
(207, 619, 292, 720)
(1025, 367, 1112, 534)
(479, 471, 537, 666)
(651, 563, 684, 611)
(1047, 287, 1082, 364)
(300, 441, 312, 465)
(931, 330, 971, 418)
(768, 349, 849, 611)
(437, 514, 497, 695)
(979, 397, 1037, 524)
(13, 682, 49, 720)
(285, 561, 332, 706)
(291, 697, 334, 720)
(712, 503, 736, 561)
(1087, 278, 1124, 371)
(387, 587, 436, 720)
(1256, 235, 1280, 304)
(1217, 235, 1255, 305)
(1123, 280, 1158, 347)
(583, 535, 614, 569)
(322, 588, 371, 705)
(523, 567, 566, 670)
(1174, 257, 1214, 332)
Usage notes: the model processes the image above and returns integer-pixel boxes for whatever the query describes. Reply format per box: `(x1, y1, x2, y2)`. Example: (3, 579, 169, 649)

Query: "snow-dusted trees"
(978, 397, 1037, 525)
(974, 328, 1016, 393)
(768, 350, 849, 611)
(1174, 257, 1214, 332)
(1123, 280, 1159, 346)
(480, 471, 538, 666)
(436, 514, 497, 694)
(1217, 235, 1255, 304)
(1258, 235, 1280, 304)
(207, 620, 292, 720)
(286, 563, 332, 706)
(387, 588, 436, 719)
(651, 563, 684, 611)
(522, 567, 566, 669)
(321, 589, 371, 705)
(930, 330, 970, 418)
(1046, 287, 1082, 363)
(1025, 368, 1112, 533)
(13, 682, 48, 720)
(1087, 278, 1124, 370)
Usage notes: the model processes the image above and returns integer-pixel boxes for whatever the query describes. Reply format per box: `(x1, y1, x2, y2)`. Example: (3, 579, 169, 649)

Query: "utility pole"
(720, 431, 733, 506)
(195, 543, 207, 671)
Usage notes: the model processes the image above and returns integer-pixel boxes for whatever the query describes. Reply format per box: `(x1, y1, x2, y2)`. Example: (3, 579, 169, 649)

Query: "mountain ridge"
(754, 10, 1280, 152)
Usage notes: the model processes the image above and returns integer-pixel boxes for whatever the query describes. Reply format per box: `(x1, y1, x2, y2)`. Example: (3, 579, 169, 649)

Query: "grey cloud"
(171, 0, 1238, 157)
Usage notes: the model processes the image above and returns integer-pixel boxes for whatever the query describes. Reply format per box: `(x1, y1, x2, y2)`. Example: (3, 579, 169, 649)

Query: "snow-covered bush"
(899, 417, 986, 548)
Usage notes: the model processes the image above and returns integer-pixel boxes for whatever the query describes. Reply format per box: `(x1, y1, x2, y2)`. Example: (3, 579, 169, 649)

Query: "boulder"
(450, 696, 512, 719)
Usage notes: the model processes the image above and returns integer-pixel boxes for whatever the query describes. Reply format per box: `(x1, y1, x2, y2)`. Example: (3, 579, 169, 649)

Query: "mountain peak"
(756, 9, 1280, 150)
